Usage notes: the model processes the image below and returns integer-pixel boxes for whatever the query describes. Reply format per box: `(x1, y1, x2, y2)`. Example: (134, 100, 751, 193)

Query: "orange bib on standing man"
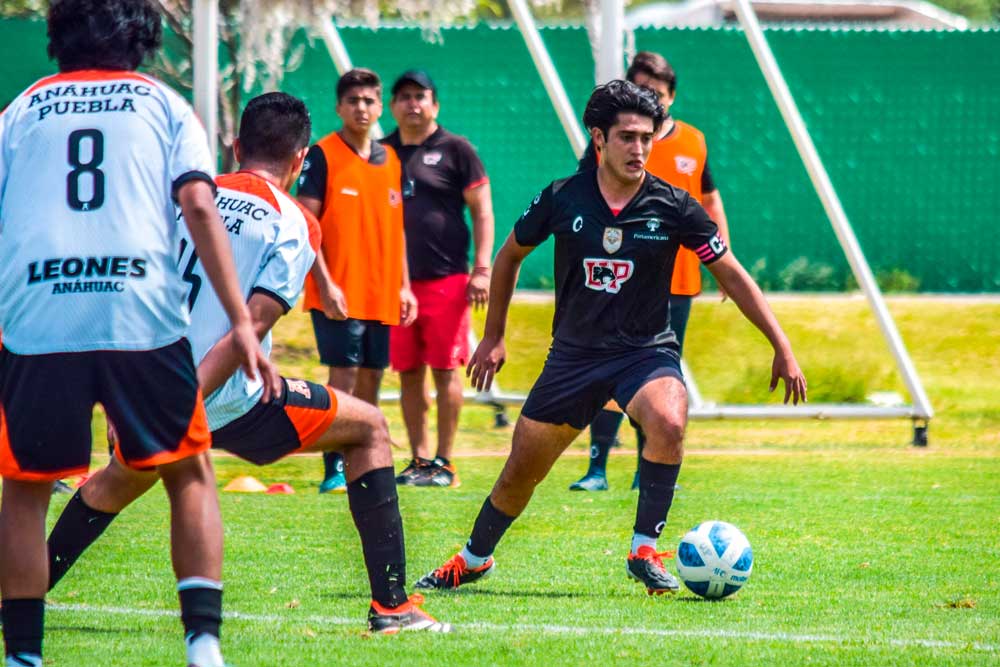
(302, 133, 404, 324)
(644, 120, 708, 296)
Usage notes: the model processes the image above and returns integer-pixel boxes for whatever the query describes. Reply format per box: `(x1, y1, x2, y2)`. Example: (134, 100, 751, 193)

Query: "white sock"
(631, 533, 657, 554)
(6, 654, 43, 667)
(460, 544, 490, 569)
(186, 632, 224, 667)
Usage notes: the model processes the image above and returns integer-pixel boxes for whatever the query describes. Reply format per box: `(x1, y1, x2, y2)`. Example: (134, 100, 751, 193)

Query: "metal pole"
(508, 0, 588, 157)
(596, 0, 626, 84)
(730, 0, 933, 420)
(317, 18, 384, 139)
(192, 0, 218, 163)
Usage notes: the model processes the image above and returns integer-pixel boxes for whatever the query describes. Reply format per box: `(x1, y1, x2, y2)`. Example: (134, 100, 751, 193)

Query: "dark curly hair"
(582, 80, 666, 141)
(47, 0, 162, 72)
(238, 92, 312, 166)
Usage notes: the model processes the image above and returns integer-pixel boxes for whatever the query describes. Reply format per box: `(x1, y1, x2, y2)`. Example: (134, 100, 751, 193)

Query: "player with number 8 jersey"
(0, 69, 212, 353)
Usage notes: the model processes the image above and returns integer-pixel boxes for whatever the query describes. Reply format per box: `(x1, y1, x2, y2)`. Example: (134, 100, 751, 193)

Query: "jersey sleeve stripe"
(172, 170, 217, 203)
(464, 176, 490, 192)
(251, 286, 293, 314)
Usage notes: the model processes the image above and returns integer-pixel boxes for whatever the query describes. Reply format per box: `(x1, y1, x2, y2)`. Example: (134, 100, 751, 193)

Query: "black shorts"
(520, 345, 684, 430)
(0, 338, 209, 481)
(310, 311, 390, 369)
(212, 378, 337, 465)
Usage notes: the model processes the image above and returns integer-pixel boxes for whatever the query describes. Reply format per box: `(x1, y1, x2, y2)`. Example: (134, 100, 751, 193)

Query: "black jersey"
(514, 170, 727, 351)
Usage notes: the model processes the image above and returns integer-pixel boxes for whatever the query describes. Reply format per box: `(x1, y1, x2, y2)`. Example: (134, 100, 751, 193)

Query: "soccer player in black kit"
(415, 81, 807, 595)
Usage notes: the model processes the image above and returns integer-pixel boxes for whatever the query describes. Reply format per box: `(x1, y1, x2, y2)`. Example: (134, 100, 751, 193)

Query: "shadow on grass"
(49, 625, 140, 634)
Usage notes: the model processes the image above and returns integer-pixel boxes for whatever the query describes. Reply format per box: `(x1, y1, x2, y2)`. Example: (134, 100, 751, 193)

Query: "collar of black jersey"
(590, 167, 654, 220)
(383, 125, 445, 149)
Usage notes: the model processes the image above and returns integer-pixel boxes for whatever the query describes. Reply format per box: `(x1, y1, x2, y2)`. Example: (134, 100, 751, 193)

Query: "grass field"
(39, 296, 1000, 666)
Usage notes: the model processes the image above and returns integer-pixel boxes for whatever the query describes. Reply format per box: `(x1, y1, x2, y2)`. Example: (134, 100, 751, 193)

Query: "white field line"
(49, 603, 997, 653)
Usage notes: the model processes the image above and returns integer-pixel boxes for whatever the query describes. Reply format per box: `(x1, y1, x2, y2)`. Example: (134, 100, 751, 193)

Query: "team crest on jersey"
(286, 379, 312, 399)
(583, 258, 634, 294)
(675, 155, 698, 175)
(389, 188, 401, 206)
(646, 219, 661, 232)
(423, 151, 443, 166)
(602, 227, 623, 254)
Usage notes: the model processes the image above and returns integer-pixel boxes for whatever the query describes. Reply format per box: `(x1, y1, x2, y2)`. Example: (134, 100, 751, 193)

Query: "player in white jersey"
(0, 2, 279, 666)
(45, 93, 450, 635)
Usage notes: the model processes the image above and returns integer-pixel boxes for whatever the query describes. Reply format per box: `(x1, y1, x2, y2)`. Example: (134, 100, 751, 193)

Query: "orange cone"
(223, 475, 268, 493)
(266, 483, 295, 495)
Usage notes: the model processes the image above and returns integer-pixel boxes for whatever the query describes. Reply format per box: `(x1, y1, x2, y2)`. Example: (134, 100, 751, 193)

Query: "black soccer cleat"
(627, 545, 680, 595)
(414, 553, 494, 590)
(411, 458, 461, 488)
(395, 457, 434, 486)
(367, 593, 452, 634)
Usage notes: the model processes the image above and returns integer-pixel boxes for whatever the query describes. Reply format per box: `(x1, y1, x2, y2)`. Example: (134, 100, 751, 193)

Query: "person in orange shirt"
(298, 68, 417, 493)
(570, 51, 732, 492)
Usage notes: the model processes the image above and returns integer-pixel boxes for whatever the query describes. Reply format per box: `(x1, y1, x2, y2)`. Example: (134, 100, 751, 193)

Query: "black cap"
(391, 70, 436, 96)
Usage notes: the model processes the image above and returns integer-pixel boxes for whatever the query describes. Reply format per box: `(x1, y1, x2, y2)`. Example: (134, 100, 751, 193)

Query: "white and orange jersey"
(0, 69, 214, 354)
(182, 171, 319, 430)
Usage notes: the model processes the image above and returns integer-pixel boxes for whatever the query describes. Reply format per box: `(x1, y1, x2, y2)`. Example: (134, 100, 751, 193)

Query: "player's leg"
(312, 314, 365, 493)
(354, 321, 389, 407)
(424, 367, 463, 487)
(417, 274, 471, 488)
(1, 480, 53, 667)
(630, 294, 693, 490)
(415, 416, 581, 590)
(617, 354, 688, 595)
(0, 349, 94, 667)
(99, 340, 224, 666)
(396, 364, 435, 481)
(391, 293, 436, 483)
(48, 457, 158, 590)
(569, 408, 623, 491)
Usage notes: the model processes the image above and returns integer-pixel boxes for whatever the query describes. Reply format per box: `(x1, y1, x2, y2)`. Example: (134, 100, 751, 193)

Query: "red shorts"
(390, 274, 470, 372)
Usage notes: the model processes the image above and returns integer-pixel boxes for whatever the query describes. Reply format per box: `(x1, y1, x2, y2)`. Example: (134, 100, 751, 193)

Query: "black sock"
(586, 441, 612, 476)
(178, 581, 222, 640)
(590, 409, 624, 446)
(633, 458, 682, 539)
(323, 451, 344, 479)
(47, 490, 119, 590)
(347, 467, 408, 608)
(466, 497, 515, 559)
(2, 598, 44, 657)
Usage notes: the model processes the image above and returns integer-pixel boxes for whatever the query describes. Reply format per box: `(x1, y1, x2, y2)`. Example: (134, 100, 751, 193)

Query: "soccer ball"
(676, 520, 753, 599)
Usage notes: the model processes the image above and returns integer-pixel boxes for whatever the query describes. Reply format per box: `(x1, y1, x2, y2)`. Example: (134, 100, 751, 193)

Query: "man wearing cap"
(382, 71, 495, 488)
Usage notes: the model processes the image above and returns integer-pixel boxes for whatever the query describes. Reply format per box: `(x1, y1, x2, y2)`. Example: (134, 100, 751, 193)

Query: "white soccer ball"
(676, 520, 753, 599)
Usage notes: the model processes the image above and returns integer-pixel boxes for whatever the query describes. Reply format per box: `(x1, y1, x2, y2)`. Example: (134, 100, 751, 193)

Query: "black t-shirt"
(381, 127, 488, 281)
(296, 138, 389, 204)
(514, 170, 727, 351)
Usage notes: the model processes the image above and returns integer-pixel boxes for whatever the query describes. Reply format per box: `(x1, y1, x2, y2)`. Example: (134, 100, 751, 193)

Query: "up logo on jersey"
(675, 155, 698, 175)
(583, 258, 634, 294)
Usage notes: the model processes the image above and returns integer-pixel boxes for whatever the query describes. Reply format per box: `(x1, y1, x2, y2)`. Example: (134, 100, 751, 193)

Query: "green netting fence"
(3, 20, 998, 291)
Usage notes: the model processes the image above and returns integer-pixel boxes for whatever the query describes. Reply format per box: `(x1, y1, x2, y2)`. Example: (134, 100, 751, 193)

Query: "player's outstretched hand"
(467, 334, 506, 392)
(232, 321, 282, 402)
(400, 286, 418, 327)
(770, 348, 807, 405)
(467, 268, 490, 310)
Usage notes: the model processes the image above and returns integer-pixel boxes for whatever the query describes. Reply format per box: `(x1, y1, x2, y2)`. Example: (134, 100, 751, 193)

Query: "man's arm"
(197, 293, 286, 397)
(466, 232, 534, 391)
(702, 189, 731, 301)
(464, 182, 495, 309)
(399, 232, 418, 327)
(706, 253, 807, 404)
(177, 180, 280, 400)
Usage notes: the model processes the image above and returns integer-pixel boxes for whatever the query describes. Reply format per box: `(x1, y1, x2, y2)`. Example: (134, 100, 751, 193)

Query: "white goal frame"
(190, 1, 934, 443)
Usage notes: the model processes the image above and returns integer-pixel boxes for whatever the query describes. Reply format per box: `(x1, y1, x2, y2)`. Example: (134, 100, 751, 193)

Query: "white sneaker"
(186, 633, 224, 667)
(6, 654, 43, 667)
